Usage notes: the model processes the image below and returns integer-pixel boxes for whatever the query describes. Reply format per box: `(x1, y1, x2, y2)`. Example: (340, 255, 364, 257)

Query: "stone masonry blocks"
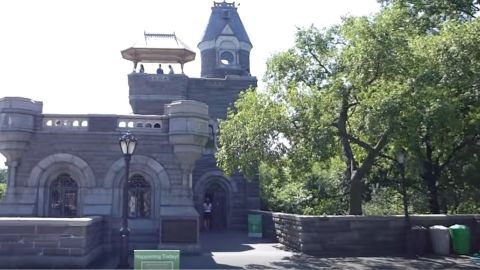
(252, 211, 480, 256)
(0, 217, 105, 268)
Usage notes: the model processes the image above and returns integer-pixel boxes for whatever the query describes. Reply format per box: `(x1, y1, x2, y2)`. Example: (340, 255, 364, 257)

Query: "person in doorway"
(156, 64, 164, 74)
(203, 197, 212, 231)
(168, 65, 174, 74)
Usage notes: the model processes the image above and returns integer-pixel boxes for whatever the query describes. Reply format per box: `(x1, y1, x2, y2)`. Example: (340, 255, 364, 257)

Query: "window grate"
(127, 174, 151, 218)
(49, 174, 78, 217)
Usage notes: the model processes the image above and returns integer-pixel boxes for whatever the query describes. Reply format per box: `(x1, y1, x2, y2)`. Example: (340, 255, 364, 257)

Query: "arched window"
(218, 40, 236, 65)
(49, 173, 78, 217)
(127, 174, 151, 218)
(220, 51, 235, 65)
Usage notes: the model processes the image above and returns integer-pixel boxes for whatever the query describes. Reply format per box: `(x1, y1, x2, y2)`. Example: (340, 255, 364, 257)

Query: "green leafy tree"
(219, 7, 417, 215)
(218, 2, 480, 215)
(379, 0, 479, 28)
(387, 11, 480, 213)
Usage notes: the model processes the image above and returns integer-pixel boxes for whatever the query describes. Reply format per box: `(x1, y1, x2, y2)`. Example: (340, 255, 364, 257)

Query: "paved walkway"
(93, 230, 480, 269)
(181, 231, 479, 269)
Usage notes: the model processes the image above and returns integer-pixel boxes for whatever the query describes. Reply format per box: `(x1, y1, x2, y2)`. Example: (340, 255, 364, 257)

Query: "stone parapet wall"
(0, 216, 106, 268)
(250, 210, 480, 256)
(128, 73, 189, 115)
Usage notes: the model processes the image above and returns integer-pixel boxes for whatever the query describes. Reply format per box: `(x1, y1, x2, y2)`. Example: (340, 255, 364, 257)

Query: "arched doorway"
(49, 173, 78, 217)
(204, 183, 227, 230)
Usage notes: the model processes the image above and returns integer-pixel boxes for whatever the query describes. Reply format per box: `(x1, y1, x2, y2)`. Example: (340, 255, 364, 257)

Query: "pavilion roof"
(121, 33, 196, 64)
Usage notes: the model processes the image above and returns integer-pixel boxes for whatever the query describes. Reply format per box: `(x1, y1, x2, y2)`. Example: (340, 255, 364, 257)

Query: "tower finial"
(213, 1, 236, 9)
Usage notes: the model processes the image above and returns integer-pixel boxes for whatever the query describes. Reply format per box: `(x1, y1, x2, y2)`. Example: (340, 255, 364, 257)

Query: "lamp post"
(397, 149, 410, 227)
(118, 131, 137, 269)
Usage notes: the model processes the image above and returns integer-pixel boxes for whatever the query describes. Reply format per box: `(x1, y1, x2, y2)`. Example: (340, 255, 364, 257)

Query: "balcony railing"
(41, 114, 168, 133)
(43, 115, 89, 130)
(117, 115, 167, 132)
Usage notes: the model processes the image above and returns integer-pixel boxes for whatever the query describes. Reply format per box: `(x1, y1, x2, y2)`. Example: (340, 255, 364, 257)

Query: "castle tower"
(198, 1, 252, 78)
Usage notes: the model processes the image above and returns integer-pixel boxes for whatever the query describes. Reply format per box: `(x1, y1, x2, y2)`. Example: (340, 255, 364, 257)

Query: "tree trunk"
(421, 134, 441, 214)
(422, 171, 440, 214)
(337, 91, 360, 214)
(349, 174, 363, 215)
(348, 156, 377, 215)
(337, 88, 390, 215)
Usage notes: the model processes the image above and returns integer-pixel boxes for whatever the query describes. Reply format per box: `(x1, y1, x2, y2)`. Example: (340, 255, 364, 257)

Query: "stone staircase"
(129, 228, 158, 250)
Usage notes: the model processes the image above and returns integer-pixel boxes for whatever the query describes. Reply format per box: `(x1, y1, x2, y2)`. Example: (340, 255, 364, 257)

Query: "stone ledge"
(0, 244, 105, 268)
(255, 211, 480, 256)
(0, 216, 103, 226)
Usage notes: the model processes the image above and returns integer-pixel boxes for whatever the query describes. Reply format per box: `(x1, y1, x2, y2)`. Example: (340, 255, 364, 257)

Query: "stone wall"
(188, 76, 257, 121)
(0, 216, 105, 268)
(129, 73, 189, 115)
(251, 210, 480, 256)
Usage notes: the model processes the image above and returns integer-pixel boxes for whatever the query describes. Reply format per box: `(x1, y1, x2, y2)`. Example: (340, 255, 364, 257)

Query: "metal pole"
(119, 154, 131, 269)
(400, 162, 413, 256)
(400, 163, 410, 227)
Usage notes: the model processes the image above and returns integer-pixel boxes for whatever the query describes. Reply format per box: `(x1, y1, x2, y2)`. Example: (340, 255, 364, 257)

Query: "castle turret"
(198, 1, 252, 78)
(0, 97, 42, 194)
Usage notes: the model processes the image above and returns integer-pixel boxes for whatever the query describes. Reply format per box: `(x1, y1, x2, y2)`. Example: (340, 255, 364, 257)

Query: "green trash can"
(248, 214, 262, 237)
(449, 224, 471, 255)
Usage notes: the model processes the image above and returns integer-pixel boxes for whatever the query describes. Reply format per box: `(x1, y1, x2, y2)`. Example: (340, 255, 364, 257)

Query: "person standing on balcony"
(156, 64, 164, 74)
(168, 65, 174, 74)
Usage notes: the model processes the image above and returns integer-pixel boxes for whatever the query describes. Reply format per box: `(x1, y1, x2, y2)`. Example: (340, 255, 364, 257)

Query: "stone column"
(166, 100, 209, 194)
(159, 100, 209, 253)
(4, 160, 18, 195)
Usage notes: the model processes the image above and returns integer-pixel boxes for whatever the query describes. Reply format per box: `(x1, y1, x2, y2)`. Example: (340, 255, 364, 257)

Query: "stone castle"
(0, 1, 259, 266)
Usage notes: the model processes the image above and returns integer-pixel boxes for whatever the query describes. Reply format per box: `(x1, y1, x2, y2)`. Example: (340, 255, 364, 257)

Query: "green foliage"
(0, 183, 5, 201)
(0, 168, 6, 183)
(378, 0, 479, 32)
(217, 1, 480, 215)
(363, 187, 404, 215)
(0, 169, 7, 201)
(217, 89, 290, 179)
(259, 159, 348, 215)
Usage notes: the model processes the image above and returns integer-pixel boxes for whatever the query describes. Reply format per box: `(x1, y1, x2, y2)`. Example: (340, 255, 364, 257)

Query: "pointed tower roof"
(199, 1, 251, 46)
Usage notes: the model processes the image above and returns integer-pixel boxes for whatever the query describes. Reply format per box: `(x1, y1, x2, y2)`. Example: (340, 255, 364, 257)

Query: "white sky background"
(0, 0, 380, 168)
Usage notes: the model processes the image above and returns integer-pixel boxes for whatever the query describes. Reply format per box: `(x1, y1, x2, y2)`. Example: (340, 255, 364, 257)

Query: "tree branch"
(348, 102, 359, 109)
(307, 48, 331, 75)
(337, 90, 357, 171)
(373, 130, 391, 152)
(344, 133, 374, 152)
(439, 135, 477, 171)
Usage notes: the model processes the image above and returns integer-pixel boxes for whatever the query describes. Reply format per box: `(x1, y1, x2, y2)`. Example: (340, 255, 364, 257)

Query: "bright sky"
(0, 0, 380, 167)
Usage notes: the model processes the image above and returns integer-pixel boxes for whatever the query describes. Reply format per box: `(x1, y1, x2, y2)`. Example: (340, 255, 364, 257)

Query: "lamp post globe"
(118, 131, 137, 268)
(119, 131, 138, 155)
